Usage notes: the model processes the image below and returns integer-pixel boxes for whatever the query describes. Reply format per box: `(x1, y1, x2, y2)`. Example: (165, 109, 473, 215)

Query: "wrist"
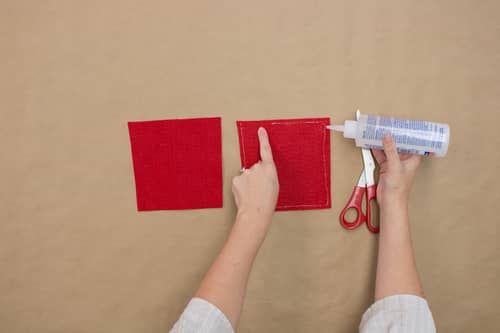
(380, 195, 408, 213)
(228, 211, 271, 255)
(234, 209, 273, 235)
(380, 191, 408, 205)
(236, 208, 273, 225)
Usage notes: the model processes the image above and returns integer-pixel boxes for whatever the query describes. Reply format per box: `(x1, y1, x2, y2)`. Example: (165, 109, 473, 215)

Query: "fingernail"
(258, 127, 266, 136)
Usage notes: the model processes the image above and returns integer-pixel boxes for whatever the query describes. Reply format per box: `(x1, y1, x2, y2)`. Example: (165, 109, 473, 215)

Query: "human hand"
(232, 127, 279, 222)
(371, 136, 422, 207)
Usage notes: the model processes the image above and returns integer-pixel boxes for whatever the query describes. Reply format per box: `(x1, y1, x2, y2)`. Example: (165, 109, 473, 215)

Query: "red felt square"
(237, 118, 331, 211)
(128, 117, 222, 211)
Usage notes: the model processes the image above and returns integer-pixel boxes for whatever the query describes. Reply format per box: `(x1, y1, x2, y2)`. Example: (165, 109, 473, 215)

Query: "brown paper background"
(1, 1, 499, 332)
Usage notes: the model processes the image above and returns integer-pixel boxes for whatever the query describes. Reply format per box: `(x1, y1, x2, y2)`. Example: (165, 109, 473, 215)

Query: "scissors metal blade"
(361, 148, 376, 186)
(356, 169, 367, 187)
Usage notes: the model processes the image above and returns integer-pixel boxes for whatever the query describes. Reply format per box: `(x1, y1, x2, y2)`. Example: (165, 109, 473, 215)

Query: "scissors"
(339, 110, 380, 233)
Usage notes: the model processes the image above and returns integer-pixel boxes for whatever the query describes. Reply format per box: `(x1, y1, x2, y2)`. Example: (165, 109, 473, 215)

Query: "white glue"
(328, 113, 450, 156)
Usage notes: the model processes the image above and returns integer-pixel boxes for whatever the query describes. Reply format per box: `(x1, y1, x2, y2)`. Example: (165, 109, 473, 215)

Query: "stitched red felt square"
(128, 117, 222, 211)
(237, 118, 331, 211)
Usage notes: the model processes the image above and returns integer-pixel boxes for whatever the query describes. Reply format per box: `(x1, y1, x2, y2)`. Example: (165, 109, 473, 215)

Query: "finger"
(258, 127, 274, 163)
(405, 154, 422, 170)
(399, 153, 413, 160)
(371, 149, 386, 165)
(382, 135, 400, 166)
(231, 177, 240, 206)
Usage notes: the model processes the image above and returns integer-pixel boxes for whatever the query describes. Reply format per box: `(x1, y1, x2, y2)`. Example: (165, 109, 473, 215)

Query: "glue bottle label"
(356, 114, 450, 157)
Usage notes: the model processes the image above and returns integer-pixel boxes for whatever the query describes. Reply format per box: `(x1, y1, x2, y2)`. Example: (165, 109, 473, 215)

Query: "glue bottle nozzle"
(326, 125, 345, 132)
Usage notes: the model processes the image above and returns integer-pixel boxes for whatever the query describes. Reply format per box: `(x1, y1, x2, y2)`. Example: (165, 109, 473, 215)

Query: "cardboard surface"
(1, 1, 499, 332)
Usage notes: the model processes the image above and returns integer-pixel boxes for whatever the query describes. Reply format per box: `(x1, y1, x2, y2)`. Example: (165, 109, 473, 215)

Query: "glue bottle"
(328, 112, 450, 156)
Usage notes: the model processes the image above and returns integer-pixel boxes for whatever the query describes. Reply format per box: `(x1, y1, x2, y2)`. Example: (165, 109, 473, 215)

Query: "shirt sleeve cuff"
(170, 297, 234, 333)
(359, 294, 436, 333)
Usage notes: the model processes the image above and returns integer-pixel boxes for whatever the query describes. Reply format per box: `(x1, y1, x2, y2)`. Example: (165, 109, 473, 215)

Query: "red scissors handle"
(339, 184, 380, 233)
(339, 186, 366, 230)
(365, 184, 379, 233)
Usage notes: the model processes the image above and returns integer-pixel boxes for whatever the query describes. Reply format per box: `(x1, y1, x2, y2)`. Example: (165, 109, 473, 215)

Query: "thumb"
(382, 135, 400, 166)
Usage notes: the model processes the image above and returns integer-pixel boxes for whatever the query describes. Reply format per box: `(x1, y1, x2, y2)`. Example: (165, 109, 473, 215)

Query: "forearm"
(194, 212, 270, 328)
(375, 197, 423, 300)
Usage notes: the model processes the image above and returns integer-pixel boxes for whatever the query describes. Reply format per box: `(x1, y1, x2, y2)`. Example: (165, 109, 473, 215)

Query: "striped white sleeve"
(359, 294, 436, 333)
(169, 298, 234, 333)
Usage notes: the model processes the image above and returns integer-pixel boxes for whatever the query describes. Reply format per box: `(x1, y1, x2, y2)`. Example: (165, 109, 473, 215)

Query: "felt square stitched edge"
(237, 118, 331, 211)
(128, 117, 222, 211)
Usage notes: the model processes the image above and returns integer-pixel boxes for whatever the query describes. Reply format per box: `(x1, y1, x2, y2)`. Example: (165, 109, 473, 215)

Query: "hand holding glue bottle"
(327, 111, 450, 156)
